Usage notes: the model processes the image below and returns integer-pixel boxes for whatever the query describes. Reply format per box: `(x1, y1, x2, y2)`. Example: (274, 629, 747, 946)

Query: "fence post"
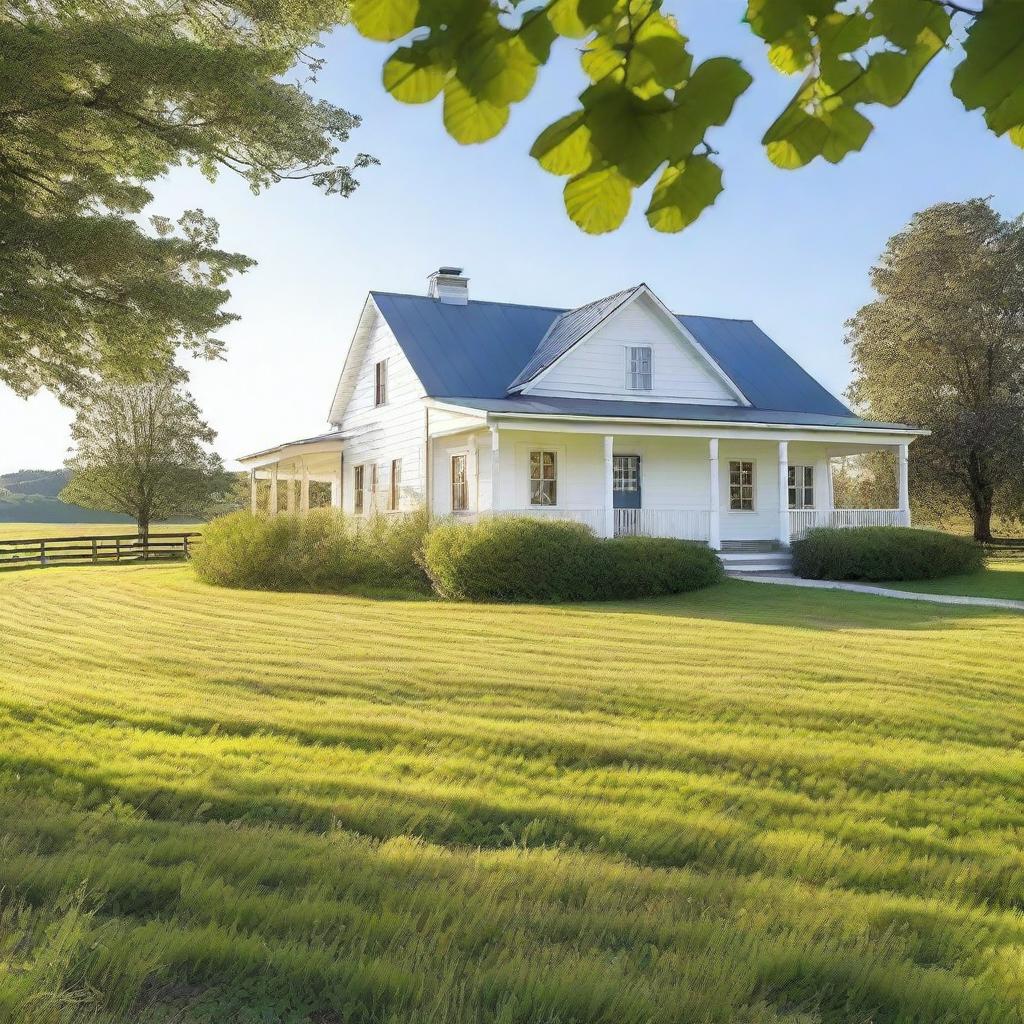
(92, 538, 98, 564)
(115, 538, 121, 563)
(40, 541, 47, 567)
(183, 535, 190, 559)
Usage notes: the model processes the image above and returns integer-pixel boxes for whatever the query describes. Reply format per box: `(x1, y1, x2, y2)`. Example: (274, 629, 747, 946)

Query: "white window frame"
(612, 454, 642, 496)
(788, 464, 815, 510)
(369, 463, 378, 512)
(625, 345, 654, 392)
(389, 458, 402, 512)
(353, 464, 365, 515)
(374, 359, 388, 407)
(529, 449, 558, 507)
(728, 459, 756, 512)
(451, 453, 469, 513)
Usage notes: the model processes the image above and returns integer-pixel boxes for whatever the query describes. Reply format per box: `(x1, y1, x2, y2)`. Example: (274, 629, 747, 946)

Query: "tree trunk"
(138, 514, 150, 559)
(971, 496, 993, 543)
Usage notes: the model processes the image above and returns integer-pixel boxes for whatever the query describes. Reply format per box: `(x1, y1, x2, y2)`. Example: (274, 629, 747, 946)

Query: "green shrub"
(421, 517, 723, 602)
(192, 509, 430, 594)
(421, 517, 597, 602)
(791, 526, 985, 582)
(591, 536, 725, 599)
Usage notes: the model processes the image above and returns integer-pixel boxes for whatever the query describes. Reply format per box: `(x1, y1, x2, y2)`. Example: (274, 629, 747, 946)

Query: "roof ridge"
(370, 290, 567, 313)
(676, 313, 757, 324)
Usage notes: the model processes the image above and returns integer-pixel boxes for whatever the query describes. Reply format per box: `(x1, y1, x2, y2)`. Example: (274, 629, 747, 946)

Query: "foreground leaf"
(646, 157, 724, 232)
(563, 165, 631, 233)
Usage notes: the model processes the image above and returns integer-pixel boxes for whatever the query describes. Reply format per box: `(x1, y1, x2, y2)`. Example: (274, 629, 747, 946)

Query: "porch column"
(249, 470, 257, 514)
(897, 441, 910, 527)
(603, 435, 615, 539)
(331, 452, 343, 510)
(490, 426, 500, 514)
(777, 440, 791, 547)
(286, 471, 296, 514)
(470, 435, 480, 512)
(299, 460, 310, 514)
(269, 464, 279, 517)
(708, 438, 721, 551)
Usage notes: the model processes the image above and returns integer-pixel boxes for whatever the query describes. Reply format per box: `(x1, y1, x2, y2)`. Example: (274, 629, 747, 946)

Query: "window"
(627, 346, 653, 391)
(788, 465, 814, 509)
(451, 454, 468, 512)
(613, 455, 640, 494)
(529, 450, 557, 506)
(389, 459, 402, 512)
(369, 464, 378, 511)
(729, 460, 754, 511)
(353, 465, 364, 514)
(374, 359, 388, 406)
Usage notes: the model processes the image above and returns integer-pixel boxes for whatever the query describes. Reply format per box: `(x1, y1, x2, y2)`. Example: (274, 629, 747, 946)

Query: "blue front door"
(613, 455, 641, 509)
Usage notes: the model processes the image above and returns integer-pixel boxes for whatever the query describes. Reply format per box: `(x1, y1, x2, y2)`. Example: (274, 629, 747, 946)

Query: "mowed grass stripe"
(1, 564, 1024, 1022)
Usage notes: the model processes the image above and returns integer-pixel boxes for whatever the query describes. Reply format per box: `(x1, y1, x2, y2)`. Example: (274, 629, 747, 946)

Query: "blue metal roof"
(507, 286, 638, 391)
(431, 396, 917, 431)
(371, 292, 560, 400)
(370, 289, 873, 421)
(678, 315, 851, 417)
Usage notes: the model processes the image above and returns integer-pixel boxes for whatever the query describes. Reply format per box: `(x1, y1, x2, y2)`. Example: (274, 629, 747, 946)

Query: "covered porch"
(432, 415, 916, 550)
(240, 434, 344, 515)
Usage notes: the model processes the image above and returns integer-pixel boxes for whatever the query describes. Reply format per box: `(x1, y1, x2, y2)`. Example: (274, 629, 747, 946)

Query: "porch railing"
(789, 508, 906, 542)
(614, 508, 711, 542)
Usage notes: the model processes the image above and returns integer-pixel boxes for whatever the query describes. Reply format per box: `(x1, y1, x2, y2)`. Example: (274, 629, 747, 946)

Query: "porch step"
(720, 540, 782, 553)
(719, 550, 793, 576)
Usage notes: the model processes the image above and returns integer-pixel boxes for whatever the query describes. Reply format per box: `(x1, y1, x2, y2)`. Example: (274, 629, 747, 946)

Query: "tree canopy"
(846, 198, 1024, 541)
(1, 0, 374, 401)
(351, 0, 1023, 234)
(60, 368, 228, 534)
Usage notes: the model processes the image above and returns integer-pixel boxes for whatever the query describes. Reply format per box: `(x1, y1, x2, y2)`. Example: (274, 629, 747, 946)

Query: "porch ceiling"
(238, 433, 343, 477)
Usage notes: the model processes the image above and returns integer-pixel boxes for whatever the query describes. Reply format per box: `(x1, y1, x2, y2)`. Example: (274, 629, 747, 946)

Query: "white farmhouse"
(240, 269, 924, 572)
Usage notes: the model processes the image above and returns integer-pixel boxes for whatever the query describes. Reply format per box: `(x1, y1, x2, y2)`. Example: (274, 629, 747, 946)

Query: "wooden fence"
(0, 532, 201, 570)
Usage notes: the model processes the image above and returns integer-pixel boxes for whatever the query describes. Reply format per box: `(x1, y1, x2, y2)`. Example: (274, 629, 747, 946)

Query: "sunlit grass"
(1, 564, 1023, 1022)
(882, 558, 1024, 601)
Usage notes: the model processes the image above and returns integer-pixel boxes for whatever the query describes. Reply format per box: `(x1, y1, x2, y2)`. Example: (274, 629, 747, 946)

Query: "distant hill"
(1, 468, 71, 498)
(0, 468, 133, 524)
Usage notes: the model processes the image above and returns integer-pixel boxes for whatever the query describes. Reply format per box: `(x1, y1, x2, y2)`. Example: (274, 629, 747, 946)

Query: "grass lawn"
(881, 558, 1024, 602)
(1, 565, 1023, 1023)
(0, 522, 203, 540)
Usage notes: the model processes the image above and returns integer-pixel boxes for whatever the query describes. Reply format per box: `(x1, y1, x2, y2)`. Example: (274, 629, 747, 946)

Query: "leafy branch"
(351, 0, 1023, 235)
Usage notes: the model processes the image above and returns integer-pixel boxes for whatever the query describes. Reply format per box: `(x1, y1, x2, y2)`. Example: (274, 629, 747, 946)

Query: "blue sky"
(2, 4, 1021, 474)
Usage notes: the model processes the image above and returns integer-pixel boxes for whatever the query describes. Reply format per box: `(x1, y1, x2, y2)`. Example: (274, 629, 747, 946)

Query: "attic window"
(374, 359, 388, 406)
(627, 346, 653, 391)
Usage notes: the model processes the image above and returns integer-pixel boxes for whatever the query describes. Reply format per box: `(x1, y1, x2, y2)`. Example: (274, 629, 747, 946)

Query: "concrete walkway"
(731, 574, 1024, 612)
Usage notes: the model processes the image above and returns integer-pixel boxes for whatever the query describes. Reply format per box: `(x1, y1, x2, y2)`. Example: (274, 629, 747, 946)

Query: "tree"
(350, 0, 1023, 235)
(60, 370, 228, 536)
(1, 0, 374, 401)
(846, 199, 1024, 542)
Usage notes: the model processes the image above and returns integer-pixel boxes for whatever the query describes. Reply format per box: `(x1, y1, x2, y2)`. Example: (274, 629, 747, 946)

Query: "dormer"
(508, 285, 748, 406)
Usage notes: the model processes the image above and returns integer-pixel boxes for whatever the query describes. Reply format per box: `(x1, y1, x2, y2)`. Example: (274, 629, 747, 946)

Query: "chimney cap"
(427, 266, 469, 304)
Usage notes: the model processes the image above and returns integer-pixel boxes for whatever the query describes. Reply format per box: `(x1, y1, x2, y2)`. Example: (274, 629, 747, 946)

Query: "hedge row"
(421, 517, 724, 602)
(193, 512, 724, 602)
(191, 509, 432, 594)
(792, 526, 985, 582)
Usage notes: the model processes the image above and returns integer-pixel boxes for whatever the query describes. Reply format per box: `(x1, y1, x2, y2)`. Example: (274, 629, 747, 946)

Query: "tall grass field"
(1, 564, 1023, 1022)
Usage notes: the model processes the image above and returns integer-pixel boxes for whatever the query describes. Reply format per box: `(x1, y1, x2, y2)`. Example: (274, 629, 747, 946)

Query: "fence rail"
(0, 532, 201, 570)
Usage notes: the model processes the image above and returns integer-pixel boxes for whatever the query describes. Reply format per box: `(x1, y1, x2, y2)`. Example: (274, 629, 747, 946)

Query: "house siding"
(335, 309, 427, 514)
(528, 294, 739, 405)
